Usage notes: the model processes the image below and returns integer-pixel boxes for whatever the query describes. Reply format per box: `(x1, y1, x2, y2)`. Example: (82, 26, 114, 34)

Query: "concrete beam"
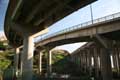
(34, 0, 72, 26)
(11, 0, 23, 20)
(32, 28, 48, 38)
(25, 0, 48, 23)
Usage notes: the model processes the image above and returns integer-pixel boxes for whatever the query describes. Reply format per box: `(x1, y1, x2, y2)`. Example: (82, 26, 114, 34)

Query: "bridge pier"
(113, 47, 120, 77)
(14, 48, 20, 77)
(87, 49, 92, 77)
(82, 51, 86, 73)
(93, 48, 99, 80)
(84, 51, 87, 73)
(21, 36, 34, 80)
(46, 48, 52, 77)
(81, 52, 84, 72)
(112, 51, 118, 70)
(117, 47, 120, 75)
(100, 48, 112, 80)
(94, 35, 112, 80)
(116, 47, 120, 76)
(39, 51, 43, 76)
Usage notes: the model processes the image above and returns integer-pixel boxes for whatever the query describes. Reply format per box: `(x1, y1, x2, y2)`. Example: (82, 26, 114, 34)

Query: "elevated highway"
(4, 0, 97, 80)
(4, 0, 96, 47)
(36, 12, 120, 48)
(34, 13, 120, 80)
(70, 41, 120, 80)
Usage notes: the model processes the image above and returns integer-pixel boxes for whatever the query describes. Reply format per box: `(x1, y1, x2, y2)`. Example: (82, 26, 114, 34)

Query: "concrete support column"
(20, 50, 23, 77)
(46, 49, 52, 77)
(94, 35, 112, 80)
(79, 53, 82, 70)
(83, 51, 86, 72)
(100, 48, 112, 80)
(112, 52, 117, 69)
(93, 48, 99, 80)
(116, 48, 120, 75)
(81, 52, 84, 71)
(84, 50, 87, 73)
(97, 49, 102, 80)
(14, 48, 20, 76)
(21, 36, 34, 80)
(115, 48, 120, 74)
(87, 49, 92, 76)
(39, 52, 42, 75)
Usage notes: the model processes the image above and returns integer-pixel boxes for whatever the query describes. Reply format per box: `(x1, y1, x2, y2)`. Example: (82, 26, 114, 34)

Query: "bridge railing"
(38, 12, 120, 42)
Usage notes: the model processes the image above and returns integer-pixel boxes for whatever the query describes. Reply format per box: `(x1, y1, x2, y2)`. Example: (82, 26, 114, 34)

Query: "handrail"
(37, 12, 120, 42)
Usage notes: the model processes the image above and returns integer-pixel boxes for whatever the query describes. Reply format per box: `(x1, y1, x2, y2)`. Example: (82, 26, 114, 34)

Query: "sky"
(0, 0, 120, 53)
(0, 0, 9, 36)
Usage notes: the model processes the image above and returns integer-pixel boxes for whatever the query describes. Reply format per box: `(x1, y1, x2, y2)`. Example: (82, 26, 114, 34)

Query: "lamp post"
(90, 4, 93, 24)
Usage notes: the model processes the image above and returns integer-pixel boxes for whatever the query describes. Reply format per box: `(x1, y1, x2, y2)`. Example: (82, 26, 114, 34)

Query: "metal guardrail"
(38, 12, 120, 42)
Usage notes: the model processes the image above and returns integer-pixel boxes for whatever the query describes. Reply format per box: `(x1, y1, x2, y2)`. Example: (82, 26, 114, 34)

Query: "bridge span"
(33, 12, 120, 80)
(8, 12, 120, 80)
(35, 12, 120, 47)
(4, 0, 97, 80)
(4, 0, 120, 79)
(71, 41, 120, 80)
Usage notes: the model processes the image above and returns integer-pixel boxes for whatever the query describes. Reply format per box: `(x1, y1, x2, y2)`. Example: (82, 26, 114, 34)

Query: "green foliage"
(0, 43, 14, 71)
(0, 59, 11, 71)
(0, 41, 7, 49)
(52, 53, 65, 64)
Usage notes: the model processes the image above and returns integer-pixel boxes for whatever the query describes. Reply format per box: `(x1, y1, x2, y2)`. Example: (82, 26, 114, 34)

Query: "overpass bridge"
(4, 11, 120, 80)
(33, 12, 120, 80)
(70, 41, 120, 80)
(35, 12, 120, 47)
(4, 0, 97, 80)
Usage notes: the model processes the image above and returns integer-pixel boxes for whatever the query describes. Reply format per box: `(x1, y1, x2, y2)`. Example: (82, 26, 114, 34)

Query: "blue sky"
(0, 0, 9, 37)
(0, 0, 8, 31)
(0, 0, 120, 52)
(48, 0, 120, 34)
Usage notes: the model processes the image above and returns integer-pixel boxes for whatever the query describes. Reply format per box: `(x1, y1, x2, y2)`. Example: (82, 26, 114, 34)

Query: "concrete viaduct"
(34, 12, 120, 80)
(4, 0, 97, 80)
(35, 12, 120, 47)
(35, 13, 120, 80)
(11, 11, 120, 80)
(70, 41, 120, 80)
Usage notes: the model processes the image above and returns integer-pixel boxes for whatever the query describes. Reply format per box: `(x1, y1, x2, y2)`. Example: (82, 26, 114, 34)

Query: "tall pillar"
(83, 51, 86, 73)
(116, 47, 120, 76)
(80, 52, 83, 71)
(93, 48, 99, 80)
(100, 48, 112, 80)
(112, 53, 117, 69)
(84, 50, 87, 73)
(39, 52, 42, 75)
(97, 48, 102, 80)
(114, 48, 120, 76)
(21, 36, 34, 80)
(81, 52, 84, 71)
(14, 48, 20, 77)
(46, 49, 52, 77)
(87, 49, 92, 77)
(94, 35, 112, 80)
